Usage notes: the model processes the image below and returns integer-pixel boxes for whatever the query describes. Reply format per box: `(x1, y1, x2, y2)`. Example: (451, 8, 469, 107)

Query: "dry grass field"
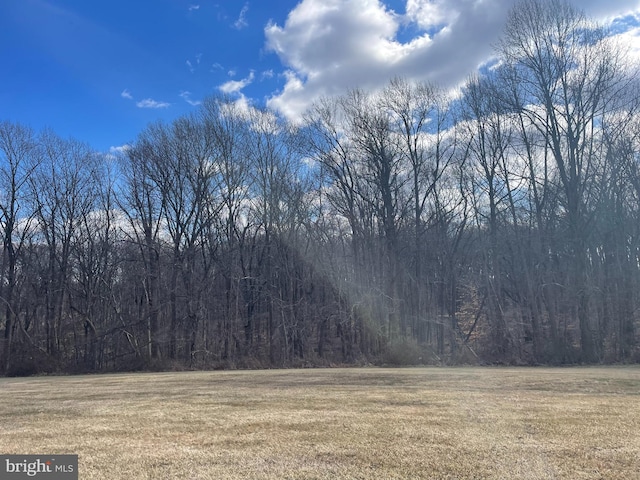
(1, 367, 639, 479)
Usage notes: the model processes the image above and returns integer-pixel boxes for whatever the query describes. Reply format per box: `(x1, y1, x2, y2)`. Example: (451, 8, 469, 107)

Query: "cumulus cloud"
(264, 0, 640, 121)
(104, 144, 131, 161)
(189, 4, 200, 11)
(110, 144, 130, 154)
(108, 145, 131, 158)
(405, 0, 458, 32)
(230, 94, 252, 118)
(219, 71, 255, 94)
(264, 0, 496, 120)
(136, 98, 170, 109)
(121, 89, 133, 100)
(611, 23, 640, 64)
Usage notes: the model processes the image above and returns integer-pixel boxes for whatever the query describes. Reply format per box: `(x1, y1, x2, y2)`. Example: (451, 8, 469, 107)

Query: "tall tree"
(119, 138, 166, 361)
(0, 122, 39, 374)
(32, 132, 100, 361)
(497, 0, 635, 361)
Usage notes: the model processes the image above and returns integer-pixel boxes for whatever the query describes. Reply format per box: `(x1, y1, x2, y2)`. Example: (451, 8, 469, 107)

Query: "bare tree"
(247, 106, 310, 363)
(498, 0, 635, 361)
(71, 157, 121, 370)
(200, 97, 252, 361)
(31, 131, 100, 360)
(0, 122, 39, 373)
(119, 136, 166, 361)
(381, 77, 457, 345)
(303, 97, 375, 359)
(461, 74, 516, 359)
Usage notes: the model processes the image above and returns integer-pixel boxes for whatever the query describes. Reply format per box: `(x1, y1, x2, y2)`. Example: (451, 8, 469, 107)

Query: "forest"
(1, 0, 640, 375)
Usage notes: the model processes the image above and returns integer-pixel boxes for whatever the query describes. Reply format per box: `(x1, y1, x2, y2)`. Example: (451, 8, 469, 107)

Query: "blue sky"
(1, 0, 639, 153)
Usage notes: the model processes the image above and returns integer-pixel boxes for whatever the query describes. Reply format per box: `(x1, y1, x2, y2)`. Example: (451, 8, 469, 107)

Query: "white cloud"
(264, 0, 640, 122)
(121, 89, 133, 100)
(189, 4, 200, 11)
(219, 71, 255, 94)
(180, 91, 201, 106)
(613, 26, 640, 64)
(264, 0, 460, 120)
(405, 0, 458, 31)
(577, 0, 640, 20)
(136, 98, 170, 109)
(109, 144, 130, 154)
(234, 3, 249, 29)
(105, 144, 131, 161)
(186, 60, 194, 73)
(230, 94, 252, 118)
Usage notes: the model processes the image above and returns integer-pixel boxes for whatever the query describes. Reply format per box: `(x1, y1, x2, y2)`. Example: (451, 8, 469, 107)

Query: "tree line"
(2, 0, 639, 375)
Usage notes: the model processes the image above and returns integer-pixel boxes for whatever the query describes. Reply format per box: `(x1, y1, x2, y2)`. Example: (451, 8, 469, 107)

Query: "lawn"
(1, 367, 639, 479)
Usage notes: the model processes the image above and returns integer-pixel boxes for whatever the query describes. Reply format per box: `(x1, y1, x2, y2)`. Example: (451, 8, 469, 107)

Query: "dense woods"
(2, 0, 640, 375)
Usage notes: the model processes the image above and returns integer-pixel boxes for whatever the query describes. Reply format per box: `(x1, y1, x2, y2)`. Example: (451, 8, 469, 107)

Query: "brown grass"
(1, 367, 639, 479)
